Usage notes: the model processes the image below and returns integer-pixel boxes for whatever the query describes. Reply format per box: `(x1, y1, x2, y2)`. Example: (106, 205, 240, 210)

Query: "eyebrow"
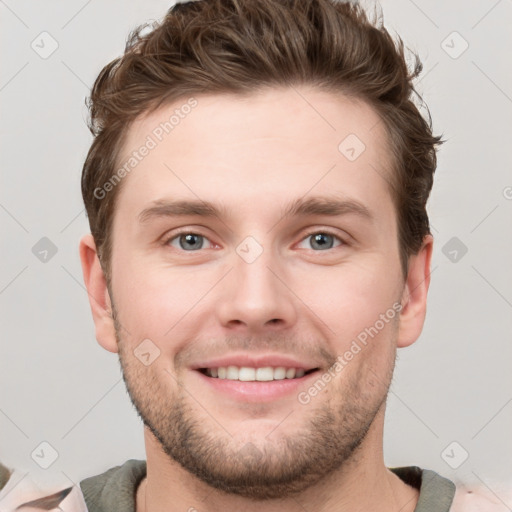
(138, 196, 374, 224)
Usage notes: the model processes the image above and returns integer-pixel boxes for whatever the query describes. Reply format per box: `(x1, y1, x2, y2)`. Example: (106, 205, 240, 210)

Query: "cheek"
(296, 258, 401, 337)
(111, 231, 402, 350)
(112, 261, 213, 343)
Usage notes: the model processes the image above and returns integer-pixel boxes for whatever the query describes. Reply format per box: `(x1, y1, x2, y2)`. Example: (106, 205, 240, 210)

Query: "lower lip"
(193, 370, 319, 402)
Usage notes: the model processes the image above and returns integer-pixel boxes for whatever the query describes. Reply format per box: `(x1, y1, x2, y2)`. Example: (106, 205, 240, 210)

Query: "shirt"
(79, 459, 456, 512)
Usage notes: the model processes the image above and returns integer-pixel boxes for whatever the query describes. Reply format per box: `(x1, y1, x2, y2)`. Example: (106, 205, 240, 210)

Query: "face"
(90, 86, 423, 499)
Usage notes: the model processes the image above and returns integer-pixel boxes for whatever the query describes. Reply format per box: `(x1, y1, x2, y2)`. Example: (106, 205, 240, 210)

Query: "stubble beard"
(113, 310, 396, 500)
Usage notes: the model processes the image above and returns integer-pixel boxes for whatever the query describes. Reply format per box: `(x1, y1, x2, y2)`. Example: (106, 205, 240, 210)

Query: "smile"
(199, 366, 319, 381)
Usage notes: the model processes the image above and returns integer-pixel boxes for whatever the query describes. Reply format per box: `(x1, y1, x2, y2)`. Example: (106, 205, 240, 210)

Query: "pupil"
(312, 233, 332, 250)
(180, 234, 202, 250)
(177, 233, 333, 251)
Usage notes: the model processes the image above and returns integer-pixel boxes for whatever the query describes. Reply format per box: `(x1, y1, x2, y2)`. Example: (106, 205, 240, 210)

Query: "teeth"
(286, 368, 296, 379)
(255, 367, 274, 381)
(273, 367, 286, 380)
(204, 366, 311, 381)
(226, 365, 238, 379)
(239, 367, 256, 381)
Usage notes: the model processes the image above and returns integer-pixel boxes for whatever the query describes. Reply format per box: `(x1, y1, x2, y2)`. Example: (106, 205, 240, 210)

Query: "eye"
(166, 232, 214, 251)
(297, 231, 344, 251)
(163, 230, 345, 252)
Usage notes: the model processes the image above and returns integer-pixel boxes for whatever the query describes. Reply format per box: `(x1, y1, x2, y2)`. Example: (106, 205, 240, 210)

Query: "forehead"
(114, 86, 395, 226)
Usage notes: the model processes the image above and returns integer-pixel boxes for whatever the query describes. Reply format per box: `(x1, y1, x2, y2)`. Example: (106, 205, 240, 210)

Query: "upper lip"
(191, 353, 321, 371)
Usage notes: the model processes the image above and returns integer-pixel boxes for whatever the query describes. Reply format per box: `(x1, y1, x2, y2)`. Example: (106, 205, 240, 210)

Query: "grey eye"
(296, 232, 343, 251)
(169, 233, 208, 251)
(310, 233, 335, 250)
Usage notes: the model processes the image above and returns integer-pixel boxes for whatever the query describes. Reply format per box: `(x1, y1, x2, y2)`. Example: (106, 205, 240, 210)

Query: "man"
(75, 0, 468, 510)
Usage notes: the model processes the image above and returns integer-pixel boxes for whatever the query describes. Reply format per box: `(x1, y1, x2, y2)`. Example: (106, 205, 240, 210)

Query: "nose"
(215, 246, 298, 333)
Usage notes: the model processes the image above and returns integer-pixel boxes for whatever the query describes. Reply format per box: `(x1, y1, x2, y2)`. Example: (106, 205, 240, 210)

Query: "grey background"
(1, 0, 511, 500)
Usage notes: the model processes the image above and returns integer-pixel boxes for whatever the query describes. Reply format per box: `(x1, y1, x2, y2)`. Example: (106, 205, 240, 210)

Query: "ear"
(79, 234, 119, 353)
(397, 234, 434, 348)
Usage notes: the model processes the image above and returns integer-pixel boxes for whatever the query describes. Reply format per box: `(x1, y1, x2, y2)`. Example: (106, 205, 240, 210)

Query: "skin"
(80, 86, 433, 512)
(451, 487, 511, 512)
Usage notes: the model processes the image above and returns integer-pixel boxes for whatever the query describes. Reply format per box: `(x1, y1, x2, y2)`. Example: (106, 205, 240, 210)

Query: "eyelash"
(162, 228, 347, 252)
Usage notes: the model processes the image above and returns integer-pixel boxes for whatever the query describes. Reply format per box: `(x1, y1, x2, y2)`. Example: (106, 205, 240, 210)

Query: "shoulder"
(451, 484, 512, 511)
(80, 459, 146, 491)
(79, 459, 147, 512)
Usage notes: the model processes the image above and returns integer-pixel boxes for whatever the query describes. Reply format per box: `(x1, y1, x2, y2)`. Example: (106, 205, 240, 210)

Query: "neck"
(135, 420, 419, 512)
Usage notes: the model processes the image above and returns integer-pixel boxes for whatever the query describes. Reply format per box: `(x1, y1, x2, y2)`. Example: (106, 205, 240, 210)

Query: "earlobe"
(397, 235, 434, 348)
(79, 234, 119, 353)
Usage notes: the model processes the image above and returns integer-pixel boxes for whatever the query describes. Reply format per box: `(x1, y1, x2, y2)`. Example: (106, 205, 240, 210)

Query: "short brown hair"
(81, 0, 442, 280)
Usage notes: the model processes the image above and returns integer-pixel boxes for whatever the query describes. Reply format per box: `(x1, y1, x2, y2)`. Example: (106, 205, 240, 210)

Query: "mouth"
(197, 366, 319, 381)
(190, 354, 323, 402)
(193, 364, 322, 402)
